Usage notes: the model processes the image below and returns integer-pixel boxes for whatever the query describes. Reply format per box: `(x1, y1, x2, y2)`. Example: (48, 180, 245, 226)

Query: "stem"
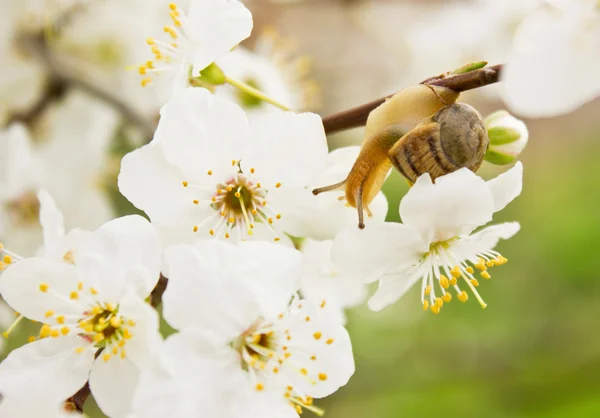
(224, 76, 292, 111)
(322, 64, 503, 135)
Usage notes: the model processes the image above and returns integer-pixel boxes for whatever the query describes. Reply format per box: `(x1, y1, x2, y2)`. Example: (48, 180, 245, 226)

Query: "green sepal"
(488, 126, 521, 145)
(451, 61, 488, 75)
(484, 149, 516, 165)
(197, 63, 226, 85)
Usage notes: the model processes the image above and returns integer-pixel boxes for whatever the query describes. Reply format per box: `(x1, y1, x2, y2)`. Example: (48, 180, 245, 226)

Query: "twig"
(150, 274, 169, 308)
(322, 64, 503, 135)
(17, 33, 155, 138)
(5, 77, 68, 126)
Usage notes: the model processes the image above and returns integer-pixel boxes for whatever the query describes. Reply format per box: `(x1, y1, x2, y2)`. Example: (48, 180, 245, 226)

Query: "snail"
(313, 84, 489, 228)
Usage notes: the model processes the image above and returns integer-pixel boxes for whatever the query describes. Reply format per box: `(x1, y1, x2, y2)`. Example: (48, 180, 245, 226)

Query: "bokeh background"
(2, 0, 600, 417)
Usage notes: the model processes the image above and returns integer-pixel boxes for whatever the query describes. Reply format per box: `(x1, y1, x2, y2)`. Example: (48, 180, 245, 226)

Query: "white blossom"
(119, 87, 330, 243)
(332, 163, 523, 313)
(130, 240, 355, 418)
(0, 215, 162, 417)
(138, 0, 253, 89)
(300, 239, 367, 325)
(485, 110, 529, 164)
(503, 0, 600, 117)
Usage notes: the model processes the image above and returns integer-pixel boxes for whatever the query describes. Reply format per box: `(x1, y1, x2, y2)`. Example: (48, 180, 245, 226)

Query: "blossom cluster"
(0, 0, 596, 417)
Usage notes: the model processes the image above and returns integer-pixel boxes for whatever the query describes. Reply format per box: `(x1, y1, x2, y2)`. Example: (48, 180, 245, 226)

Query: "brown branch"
(150, 274, 169, 308)
(17, 33, 155, 138)
(322, 64, 503, 135)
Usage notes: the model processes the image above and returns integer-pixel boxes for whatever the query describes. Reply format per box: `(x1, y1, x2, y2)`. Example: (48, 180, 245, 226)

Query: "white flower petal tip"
(487, 162, 523, 213)
(138, 0, 253, 89)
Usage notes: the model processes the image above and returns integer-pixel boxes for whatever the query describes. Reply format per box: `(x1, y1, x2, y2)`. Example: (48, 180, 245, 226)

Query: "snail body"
(313, 84, 488, 228)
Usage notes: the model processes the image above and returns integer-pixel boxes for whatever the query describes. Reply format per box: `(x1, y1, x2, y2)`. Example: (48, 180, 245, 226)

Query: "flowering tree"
(0, 0, 598, 417)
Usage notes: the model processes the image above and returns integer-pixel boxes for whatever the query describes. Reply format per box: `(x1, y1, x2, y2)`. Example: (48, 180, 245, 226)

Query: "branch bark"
(17, 33, 156, 138)
(322, 64, 503, 135)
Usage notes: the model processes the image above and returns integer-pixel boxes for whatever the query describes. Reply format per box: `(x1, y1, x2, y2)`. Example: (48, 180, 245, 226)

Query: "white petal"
(331, 222, 426, 284)
(367, 265, 424, 311)
(0, 258, 84, 322)
(118, 141, 209, 228)
(37, 189, 65, 252)
(278, 300, 355, 398)
(486, 162, 523, 213)
(76, 216, 161, 301)
(163, 244, 262, 340)
(157, 88, 250, 180)
(0, 124, 39, 200)
(0, 336, 94, 400)
(243, 112, 328, 186)
(187, 0, 253, 72)
(400, 168, 495, 242)
(0, 396, 74, 417)
(90, 354, 140, 418)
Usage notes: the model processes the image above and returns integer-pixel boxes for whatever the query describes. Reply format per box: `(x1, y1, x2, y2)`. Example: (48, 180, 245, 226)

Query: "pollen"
(275, 182, 282, 188)
(313, 332, 322, 340)
(451, 266, 461, 278)
(3, 255, 12, 264)
(422, 300, 429, 310)
(470, 279, 480, 287)
(442, 293, 452, 302)
(318, 373, 328, 381)
(193, 226, 199, 232)
(103, 353, 112, 362)
(50, 329, 60, 338)
(305, 316, 311, 322)
(458, 291, 469, 302)
(75, 347, 85, 354)
(56, 315, 65, 324)
(481, 271, 491, 280)
(439, 274, 449, 289)
(70, 291, 79, 300)
(424, 285, 431, 295)
(44, 310, 54, 318)
(39, 283, 49, 292)
(326, 338, 334, 345)
(300, 368, 308, 375)
(61, 326, 70, 335)
(320, 300, 326, 308)
(182, 181, 189, 187)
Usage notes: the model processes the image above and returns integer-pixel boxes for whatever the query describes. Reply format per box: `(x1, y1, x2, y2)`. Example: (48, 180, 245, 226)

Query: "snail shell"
(388, 103, 489, 183)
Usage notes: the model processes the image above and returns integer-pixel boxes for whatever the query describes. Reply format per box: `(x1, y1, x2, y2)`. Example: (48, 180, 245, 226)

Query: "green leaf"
(451, 61, 488, 75)
(484, 149, 516, 165)
(488, 126, 522, 145)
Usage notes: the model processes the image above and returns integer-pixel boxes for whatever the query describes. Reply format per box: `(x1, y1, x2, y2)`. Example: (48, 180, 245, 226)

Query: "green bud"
(484, 110, 528, 165)
(450, 61, 488, 75)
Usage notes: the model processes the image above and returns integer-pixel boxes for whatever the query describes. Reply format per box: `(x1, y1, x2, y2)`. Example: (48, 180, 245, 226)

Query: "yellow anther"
(56, 315, 65, 324)
(28, 336, 36, 343)
(326, 338, 334, 345)
(256, 182, 261, 188)
(118, 340, 125, 348)
(193, 200, 199, 205)
(228, 217, 235, 223)
(475, 261, 487, 271)
(70, 291, 79, 300)
(146, 37, 156, 45)
(94, 333, 104, 343)
(207, 170, 213, 175)
(231, 160, 237, 166)
(146, 61, 154, 69)
(226, 185, 233, 192)
(305, 316, 311, 322)
(466, 266, 475, 274)
(39, 283, 49, 292)
(44, 310, 54, 318)
(273, 367, 280, 374)
(120, 350, 126, 359)
(110, 317, 121, 328)
(250, 168, 255, 174)
(320, 300, 326, 308)
(78, 282, 83, 291)
(268, 217, 273, 224)
(234, 192, 241, 198)
(318, 373, 328, 381)
(430, 304, 441, 314)
(123, 328, 133, 339)
(193, 226, 199, 232)
(310, 355, 317, 361)
(435, 297, 443, 307)
(61, 327, 70, 336)
(275, 182, 282, 188)
(481, 271, 491, 280)
(422, 300, 429, 311)
(169, 3, 177, 10)
(470, 279, 480, 287)
(442, 293, 452, 302)
(439, 275, 449, 289)
(141, 78, 152, 87)
(103, 353, 111, 362)
(486, 260, 495, 268)
(300, 368, 308, 375)
(90, 287, 98, 295)
(84, 324, 94, 333)
(274, 237, 280, 242)
(458, 291, 469, 302)
(211, 197, 217, 203)
(451, 266, 461, 278)
(209, 229, 215, 236)
(112, 346, 118, 355)
(3, 255, 12, 264)
(284, 352, 292, 359)
(449, 277, 458, 286)
(138, 66, 147, 75)
(313, 332, 322, 340)
(105, 303, 116, 312)
(39, 324, 51, 338)
(128, 319, 136, 326)
(424, 285, 431, 295)
(50, 329, 60, 338)
(182, 181, 189, 187)
(75, 347, 85, 354)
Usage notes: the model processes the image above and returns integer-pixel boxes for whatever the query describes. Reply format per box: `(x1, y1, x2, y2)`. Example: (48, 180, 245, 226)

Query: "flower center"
(185, 166, 283, 242)
(138, 3, 189, 87)
(5, 191, 40, 227)
(232, 315, 325, 416)
(421, 240, 508, 314)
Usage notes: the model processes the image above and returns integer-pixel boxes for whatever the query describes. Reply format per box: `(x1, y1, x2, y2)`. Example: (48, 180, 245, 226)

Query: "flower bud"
(484, 110, 528, 165)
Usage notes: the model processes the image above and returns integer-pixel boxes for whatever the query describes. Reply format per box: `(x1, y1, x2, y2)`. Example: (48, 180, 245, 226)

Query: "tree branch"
(17, 33, 156, 138)
(322, 64, 503, 135)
